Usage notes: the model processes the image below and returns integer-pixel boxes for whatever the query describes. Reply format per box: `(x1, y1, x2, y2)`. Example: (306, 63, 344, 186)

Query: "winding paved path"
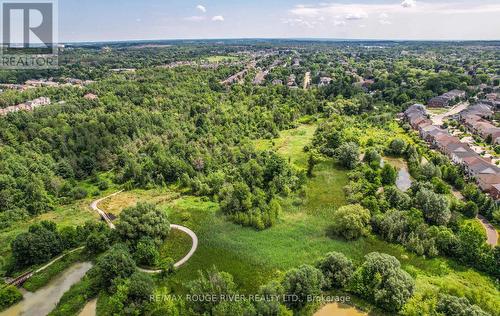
(90, 191, 198, 273)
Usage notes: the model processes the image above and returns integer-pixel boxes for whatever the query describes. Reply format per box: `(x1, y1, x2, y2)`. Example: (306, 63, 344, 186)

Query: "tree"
(128, 272, 155, 304)
(329, 204, 371, 240)
(219, 182, 252, 215)
(307, 151, 322, 178)
(388, 139, 406, 156)
(462, 201, 479, 219)
(107, 272, 155, 315)
(363, 148, 381, 169)
(316, 252, 354, 289)
(60, 226, 79, 250)
(335, 142, 360, 170)
(187, 267, 237, 315)
(117, 203, 170, 245)
(255, 281, 289, 316)
(85, 232, 110, 254)
(282, 265, 324, 311)
(380, 164, 397, 186)
(134, 236, 160, 267)
(414, 189, 451, 226)
(457, 223, 487, 265)
(437, 294, 490, 316)
(384, 186, 411, 210)
(90, 244, 136, 290)
(11, 221, 63, 268)
(350, 252, 415, 312)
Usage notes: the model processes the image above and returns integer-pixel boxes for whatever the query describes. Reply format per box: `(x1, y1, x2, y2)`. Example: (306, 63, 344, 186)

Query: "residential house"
(319, 77, 332, 86)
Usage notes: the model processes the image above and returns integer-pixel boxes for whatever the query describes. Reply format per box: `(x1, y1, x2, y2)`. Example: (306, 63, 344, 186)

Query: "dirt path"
(90, 192, 198, 272)
(477, 215, 498, 246)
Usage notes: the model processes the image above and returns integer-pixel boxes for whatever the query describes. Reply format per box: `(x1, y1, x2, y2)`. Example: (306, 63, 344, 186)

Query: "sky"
(58, 0, 500, 42)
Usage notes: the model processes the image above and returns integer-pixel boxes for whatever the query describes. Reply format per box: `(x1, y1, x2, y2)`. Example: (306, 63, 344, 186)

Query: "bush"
(335, 142, 360, 169)
(436, 294, 490, 316)
(282, 265, 324, 311)
(350, 252, 415, 312)
(316, 252, 354, 289)
(329, 204, 371, 240)
(0, 285, 22, 311)
(89, 244, 136, 290)
(134, 237, 160, 267)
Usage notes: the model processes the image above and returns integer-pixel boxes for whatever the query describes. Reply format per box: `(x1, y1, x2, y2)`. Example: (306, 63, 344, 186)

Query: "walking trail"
(90, 191, 198, 272)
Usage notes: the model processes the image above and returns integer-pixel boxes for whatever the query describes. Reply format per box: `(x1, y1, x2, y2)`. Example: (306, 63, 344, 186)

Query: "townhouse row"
(404, 104, 500, 200)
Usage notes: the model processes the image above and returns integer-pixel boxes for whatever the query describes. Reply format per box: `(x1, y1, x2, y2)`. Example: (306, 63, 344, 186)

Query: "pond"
(1, 262, 92, 316)
(314, 303, 368, 316)
(382, 157, 412, 192)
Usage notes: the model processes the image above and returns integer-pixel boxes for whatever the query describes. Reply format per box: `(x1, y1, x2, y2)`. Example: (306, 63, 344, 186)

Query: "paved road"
(303, 71, 311, 90)
(430, 102, 469, 126)
(477, 215, 498, 246)
(90, 192, 198, 273)
(89, 191, 123, 229)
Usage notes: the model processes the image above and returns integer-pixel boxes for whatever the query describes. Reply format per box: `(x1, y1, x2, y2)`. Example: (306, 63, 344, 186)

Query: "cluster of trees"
(8, 219, 112, 271)
(182, 251, 415, 314)
(337, 137, 500, 279)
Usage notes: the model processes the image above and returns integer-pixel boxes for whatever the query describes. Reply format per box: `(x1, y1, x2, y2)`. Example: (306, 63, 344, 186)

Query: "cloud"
(196, 5, 207, 13)
(344, 11, 368, 20)
(184, 16, 206, 22)
(379, 12, 389, 19)
(282, 18, 317, 28)
(401, 0, 417, 8)
(379, 19, 392, 25)
(212, 15, 224, 22)
(334, 20, 346, 27)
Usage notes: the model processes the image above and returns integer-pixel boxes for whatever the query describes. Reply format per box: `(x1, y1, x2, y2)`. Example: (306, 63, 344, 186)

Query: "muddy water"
(1, 262, 92, 316)
(314, 303, 367, 316)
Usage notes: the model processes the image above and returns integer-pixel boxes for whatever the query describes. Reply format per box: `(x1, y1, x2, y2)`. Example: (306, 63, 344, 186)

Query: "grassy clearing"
(152, 123, 498, 314)
(159, 228, 193, 264)
(98, 188, 180, 217)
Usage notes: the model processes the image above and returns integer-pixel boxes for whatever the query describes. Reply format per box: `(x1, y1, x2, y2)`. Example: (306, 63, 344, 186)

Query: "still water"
(383, 158, 412, 192)
(1, 262, 92, 316)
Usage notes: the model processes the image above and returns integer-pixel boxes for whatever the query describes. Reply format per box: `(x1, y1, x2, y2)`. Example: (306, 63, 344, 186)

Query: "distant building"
(84, 93, 98, 100)
(428, 89, 466, 108)
(319, 77, 332, 86)
(0, 97, 51, 116)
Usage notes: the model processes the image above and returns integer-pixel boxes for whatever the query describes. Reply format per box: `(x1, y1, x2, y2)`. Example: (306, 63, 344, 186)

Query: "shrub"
(316, 252, 354, 289)
(329, 204, 371, 240)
